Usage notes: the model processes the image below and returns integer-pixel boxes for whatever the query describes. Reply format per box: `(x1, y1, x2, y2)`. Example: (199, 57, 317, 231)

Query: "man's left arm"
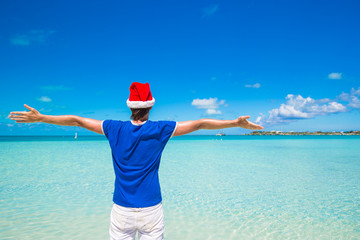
(172, 116, 263, 137)
(9, 104, 103, 135)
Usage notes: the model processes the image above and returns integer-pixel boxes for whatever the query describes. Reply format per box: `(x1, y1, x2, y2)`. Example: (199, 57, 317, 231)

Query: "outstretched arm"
(9, 104, 103, 135)
(173, 116, 263, 137)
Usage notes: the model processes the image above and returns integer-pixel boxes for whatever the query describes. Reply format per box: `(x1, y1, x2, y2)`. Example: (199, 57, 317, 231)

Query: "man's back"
(102, 120, 177, 208)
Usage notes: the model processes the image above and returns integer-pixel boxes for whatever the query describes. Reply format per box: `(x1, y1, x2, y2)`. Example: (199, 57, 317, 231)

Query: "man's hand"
(9, 104, 42, 123)
(235, 116, 263, 130)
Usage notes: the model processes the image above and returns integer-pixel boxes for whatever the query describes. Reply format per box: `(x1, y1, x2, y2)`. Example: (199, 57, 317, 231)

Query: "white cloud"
(348, 97, 360, 109)
(192, 97, 226, 115)
(328, 72, 342, 79)
(245, 83, 261, 88)
(353, 88, 360, 96)
(339, 87, 360, 109)
(38, 96, 52, 102)
(10, 37, 30, 46)
(257, 94, 347, 127)
(206, 109, 222, 115)
(192, 97, 222, 109)
(219, 100, 226, 105)
(202, 4, 219, 18)
(10, 30, 55, 46)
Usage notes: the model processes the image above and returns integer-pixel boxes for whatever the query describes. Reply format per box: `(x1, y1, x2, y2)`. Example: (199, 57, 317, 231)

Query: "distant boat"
(74, 132, 77, 139)
(216, 132, 226, 136)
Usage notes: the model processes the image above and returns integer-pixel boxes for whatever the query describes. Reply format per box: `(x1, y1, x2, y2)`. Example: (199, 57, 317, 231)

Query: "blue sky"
(1, 0, 359, 135)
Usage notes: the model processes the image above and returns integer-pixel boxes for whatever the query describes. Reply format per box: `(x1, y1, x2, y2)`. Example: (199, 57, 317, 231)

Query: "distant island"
(248, 130, 360, 136)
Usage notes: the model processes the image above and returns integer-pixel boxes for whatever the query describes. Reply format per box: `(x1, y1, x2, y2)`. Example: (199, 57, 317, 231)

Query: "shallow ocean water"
(1, 136, 359, 239)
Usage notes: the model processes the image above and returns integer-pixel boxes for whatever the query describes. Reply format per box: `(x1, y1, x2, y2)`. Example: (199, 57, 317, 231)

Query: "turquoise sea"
(1, 135, 360, 239)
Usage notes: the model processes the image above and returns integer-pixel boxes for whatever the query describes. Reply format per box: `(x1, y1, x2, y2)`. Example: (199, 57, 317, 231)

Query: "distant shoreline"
(1, 135, 360, 143)
(0, 133, 360, 140)
(247, 131, 360, 136)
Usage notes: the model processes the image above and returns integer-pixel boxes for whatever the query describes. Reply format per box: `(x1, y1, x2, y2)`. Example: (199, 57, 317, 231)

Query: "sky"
(1, 0, 360, 135)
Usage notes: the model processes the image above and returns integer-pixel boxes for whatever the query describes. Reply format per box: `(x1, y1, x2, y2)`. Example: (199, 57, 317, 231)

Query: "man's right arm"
(172, 116, 263, 137)
(9, 104, 103, 135)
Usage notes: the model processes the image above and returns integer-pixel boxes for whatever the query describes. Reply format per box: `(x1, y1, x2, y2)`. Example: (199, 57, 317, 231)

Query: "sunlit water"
(1, 136, 359, 239)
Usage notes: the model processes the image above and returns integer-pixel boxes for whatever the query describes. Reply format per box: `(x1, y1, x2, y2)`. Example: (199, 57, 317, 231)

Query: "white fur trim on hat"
(127, 98, 155, 108)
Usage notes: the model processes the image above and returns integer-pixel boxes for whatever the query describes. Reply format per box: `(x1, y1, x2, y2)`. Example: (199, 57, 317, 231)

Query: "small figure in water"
(9, 82, 263, 240)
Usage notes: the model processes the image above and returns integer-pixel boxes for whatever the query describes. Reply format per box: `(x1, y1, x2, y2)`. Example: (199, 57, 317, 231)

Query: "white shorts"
(109, 202, 164, 240)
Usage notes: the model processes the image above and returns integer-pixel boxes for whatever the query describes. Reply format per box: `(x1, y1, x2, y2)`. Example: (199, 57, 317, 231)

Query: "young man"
(9, 82, 263, 240)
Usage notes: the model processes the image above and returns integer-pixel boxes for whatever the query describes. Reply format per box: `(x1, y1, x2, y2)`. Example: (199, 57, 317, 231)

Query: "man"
(9, 82, 263, 240)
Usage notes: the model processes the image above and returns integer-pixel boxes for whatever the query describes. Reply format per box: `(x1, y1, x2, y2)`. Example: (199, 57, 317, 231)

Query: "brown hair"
(130, 107, 151, 121)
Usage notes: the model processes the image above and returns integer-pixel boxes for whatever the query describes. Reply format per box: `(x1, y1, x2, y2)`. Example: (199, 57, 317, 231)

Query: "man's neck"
(132, 118, 148, 124)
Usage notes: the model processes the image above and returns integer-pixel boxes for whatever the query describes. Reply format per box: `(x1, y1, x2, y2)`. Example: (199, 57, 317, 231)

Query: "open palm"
(8, 104, 41, 123)
(236, 116, 263, 130)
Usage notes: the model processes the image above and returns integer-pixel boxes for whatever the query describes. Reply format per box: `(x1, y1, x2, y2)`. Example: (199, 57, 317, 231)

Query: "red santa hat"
(126, 82, 155, 108)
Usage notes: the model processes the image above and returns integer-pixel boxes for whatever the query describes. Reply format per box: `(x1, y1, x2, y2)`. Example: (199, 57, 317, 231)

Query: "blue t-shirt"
(102, 120, 177, 208)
